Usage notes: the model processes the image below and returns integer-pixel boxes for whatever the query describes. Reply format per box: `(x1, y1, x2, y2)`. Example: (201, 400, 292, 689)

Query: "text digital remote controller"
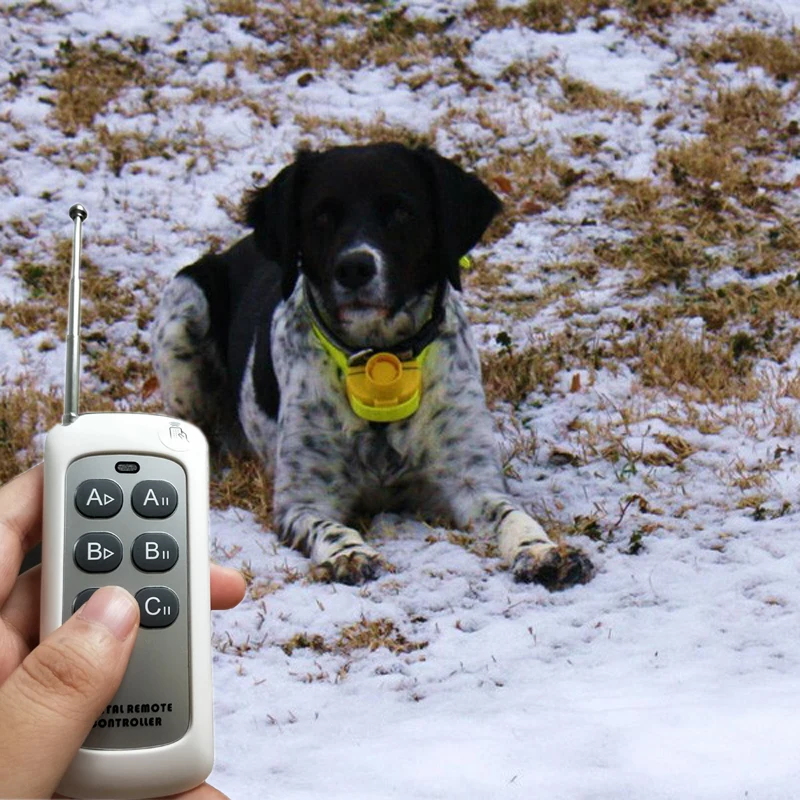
(40, 205, 214, 798)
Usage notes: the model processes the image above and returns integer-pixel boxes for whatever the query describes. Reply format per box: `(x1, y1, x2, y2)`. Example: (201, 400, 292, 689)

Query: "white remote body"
(41, 412, 214, 799)
(39, 206, 214, 799)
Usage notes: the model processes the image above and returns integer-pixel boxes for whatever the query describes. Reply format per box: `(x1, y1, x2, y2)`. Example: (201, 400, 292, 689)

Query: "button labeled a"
(75, 479, 123, 519)
(131, 480, 178, 519)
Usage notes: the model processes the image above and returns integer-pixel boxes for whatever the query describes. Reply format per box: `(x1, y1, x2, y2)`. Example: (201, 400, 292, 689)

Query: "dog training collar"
(304, 282, 446, 423)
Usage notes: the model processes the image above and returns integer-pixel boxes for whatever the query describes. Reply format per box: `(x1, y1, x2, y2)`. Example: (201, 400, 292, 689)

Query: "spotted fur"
(151, 277, 227, 435)
(152, 144, 594, 589)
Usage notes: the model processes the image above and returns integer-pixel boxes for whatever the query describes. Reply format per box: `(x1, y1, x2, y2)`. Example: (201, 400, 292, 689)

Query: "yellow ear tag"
(345, 352, 423, 423)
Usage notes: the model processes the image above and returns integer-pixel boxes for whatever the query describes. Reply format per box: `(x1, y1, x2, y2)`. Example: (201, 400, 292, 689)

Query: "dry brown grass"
(209, 453, 274, 531)
(567, 270, 800, 405)
(688, 274, 800, 336)
(596, 228, 719, 291)
(597, 73, 795, 303)
(626, 0, 723, 23)
(293, 113, 434, 151)
(279, 617, 427, 659)
(619, 326, 761, 403)
(0, 223, 163, 482)
(0, 377, 64, 484)
(331, 7, 462, 72)
(1, 237, 150, 337)
(83, 344, 161, 408)
(4, 1, 65, 21)
(336, 617, 427, 655)
(482, 145, 584, 240)
(212, 0, 259, 14)
(495, 56, 558, 93)
(280, 632, 328, 656)
(691, 29, 800, 82)
(94, 128, 175, 178)
(556, 77, 643, 116)
(703, 84, 789, 154)
(667, 81, 793, 205)
(482, 334, 565, 406)
(527, 0, 609, 32)
(663, 138, 773, 210)
(658, 87, 791, 218)
(217, 1, 459, 82)
(91, 124, 220, 177)
(467, 0, 608, 32)
(43, 39, 147, 135)
(467, 0, 722, 34)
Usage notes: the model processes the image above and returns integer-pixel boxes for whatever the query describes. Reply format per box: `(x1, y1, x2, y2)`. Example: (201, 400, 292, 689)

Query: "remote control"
(40, 205, 214, 799)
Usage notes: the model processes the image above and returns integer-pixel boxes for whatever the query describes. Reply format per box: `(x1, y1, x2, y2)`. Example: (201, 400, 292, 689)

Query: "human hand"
(0, 464, 246, 799)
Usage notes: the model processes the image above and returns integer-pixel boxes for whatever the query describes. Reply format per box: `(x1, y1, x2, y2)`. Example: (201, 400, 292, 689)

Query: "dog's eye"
(312, 209, 333, 229)
(310, 203, 338, 230)
(386, 205, 412, 226)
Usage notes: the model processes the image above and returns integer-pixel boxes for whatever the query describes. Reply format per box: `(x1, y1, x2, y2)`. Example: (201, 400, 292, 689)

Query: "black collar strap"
(304, 280, 447, 367)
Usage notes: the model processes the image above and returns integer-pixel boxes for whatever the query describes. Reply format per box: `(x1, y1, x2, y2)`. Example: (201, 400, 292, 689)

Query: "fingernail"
(78, 586, 139, 641)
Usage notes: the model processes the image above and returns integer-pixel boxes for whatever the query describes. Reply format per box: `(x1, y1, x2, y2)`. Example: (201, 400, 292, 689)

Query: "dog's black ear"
(415, 147, 502, 291)
(245, 154, 309, 299)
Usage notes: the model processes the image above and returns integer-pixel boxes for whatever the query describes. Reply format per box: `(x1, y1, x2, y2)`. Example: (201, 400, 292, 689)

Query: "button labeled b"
(132, 533, 178, 572)
(74, 532, 123, 573)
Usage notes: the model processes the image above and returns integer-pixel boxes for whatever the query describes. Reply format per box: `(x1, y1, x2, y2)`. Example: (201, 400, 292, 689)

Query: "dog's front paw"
(311, 549, 386, 586)
(513, 543, 594, 590)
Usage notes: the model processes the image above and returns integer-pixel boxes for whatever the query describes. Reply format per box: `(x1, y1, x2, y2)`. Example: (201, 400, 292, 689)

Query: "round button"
(366, 353, 402, 396)
(75, 479, 123, 519)
(74, 532, 123, 573)
(132, 533, 179, 573)
(72, 588, 98, 614)
(135, 586, 180, 629)
(131, 480, 178, 519)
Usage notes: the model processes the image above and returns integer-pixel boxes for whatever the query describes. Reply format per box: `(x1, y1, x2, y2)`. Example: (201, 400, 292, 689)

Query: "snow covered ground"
(2, 0, 800, 797)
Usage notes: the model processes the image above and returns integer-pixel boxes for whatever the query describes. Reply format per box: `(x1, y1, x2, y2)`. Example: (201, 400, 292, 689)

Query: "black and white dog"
(152, 143, 593, 589)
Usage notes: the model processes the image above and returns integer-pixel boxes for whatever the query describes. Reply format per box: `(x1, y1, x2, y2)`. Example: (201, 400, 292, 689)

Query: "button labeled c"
(135, 586, 180, 629)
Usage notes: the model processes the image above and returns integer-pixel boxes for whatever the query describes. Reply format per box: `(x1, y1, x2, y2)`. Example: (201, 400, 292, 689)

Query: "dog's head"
(245, 143, 501, 345)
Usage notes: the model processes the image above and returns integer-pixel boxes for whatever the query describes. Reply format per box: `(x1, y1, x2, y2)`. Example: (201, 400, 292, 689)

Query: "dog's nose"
(334, 252, 377, 290)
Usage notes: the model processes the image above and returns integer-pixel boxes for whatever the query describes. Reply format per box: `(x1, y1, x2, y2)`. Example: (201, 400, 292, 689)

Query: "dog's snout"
(334, 252, 377, 291)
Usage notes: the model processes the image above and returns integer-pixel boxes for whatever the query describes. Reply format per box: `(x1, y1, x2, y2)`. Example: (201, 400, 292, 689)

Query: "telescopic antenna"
(63, 203, 87, 426)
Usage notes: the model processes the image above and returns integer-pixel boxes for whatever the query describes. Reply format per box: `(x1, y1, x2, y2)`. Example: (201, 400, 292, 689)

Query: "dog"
(152, 143, 594, 590)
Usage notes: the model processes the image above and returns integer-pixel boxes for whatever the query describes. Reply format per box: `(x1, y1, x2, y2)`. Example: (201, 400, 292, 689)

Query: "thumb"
(0, 586, 139, 799)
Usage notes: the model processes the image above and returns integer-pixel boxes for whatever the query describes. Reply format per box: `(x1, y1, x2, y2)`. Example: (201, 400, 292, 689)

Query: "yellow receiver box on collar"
(311, 322, 431, 423)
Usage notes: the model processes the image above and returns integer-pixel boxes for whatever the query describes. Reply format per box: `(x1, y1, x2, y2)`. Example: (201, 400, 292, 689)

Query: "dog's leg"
(412, 388, 594, 589)
(273, 445, 386, 584)
(270, 290, 387, 585)
(488, 495, 595, 590)
(277, 504, 384, 585)
(411, 297, 594, 589)
(151, 276, 233, 441)
(451, 491, 594, 590)
(152, 276, 219, 420)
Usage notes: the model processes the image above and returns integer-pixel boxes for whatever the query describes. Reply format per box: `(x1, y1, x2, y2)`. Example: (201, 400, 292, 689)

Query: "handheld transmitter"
(41, 205, 214, 799)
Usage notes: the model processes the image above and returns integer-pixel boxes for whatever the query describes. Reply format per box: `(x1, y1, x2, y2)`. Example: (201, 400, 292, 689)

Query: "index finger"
(209, 564, 246, 610)
(0, 464, 43, 605)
